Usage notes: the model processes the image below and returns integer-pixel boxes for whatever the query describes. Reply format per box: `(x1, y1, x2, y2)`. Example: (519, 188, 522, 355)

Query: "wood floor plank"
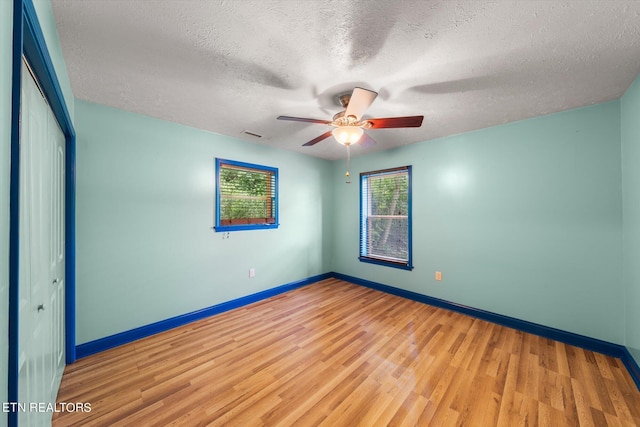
(53, 279, 640, 426)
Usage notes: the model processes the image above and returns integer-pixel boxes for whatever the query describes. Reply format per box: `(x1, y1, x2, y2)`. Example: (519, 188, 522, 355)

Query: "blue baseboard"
(331, 272, 640, 391)
(75, 273, 332, 359)
(74, 270, 640, 392)
(621, 347, 640, 391)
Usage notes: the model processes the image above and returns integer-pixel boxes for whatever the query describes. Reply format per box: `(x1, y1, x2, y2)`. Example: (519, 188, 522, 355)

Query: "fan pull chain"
(345, 144, 351, 184)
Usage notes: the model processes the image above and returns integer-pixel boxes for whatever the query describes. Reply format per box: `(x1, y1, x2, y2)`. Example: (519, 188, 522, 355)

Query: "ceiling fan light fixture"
(332, 126, 364, 145)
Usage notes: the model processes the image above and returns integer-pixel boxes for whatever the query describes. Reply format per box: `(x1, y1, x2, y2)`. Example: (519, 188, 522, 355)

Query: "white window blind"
(216, 159, 278, 231)
(360, 166, 412, 269)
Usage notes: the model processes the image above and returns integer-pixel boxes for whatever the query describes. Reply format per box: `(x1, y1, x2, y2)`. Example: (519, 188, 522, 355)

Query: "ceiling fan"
(277, 87, 423, 148)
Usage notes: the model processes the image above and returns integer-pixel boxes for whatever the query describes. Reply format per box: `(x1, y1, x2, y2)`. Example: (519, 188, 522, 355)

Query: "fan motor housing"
(336, 92, 352, 108)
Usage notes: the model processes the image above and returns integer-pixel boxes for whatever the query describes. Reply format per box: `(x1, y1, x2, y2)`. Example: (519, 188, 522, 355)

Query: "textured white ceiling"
(52, 0, 640, 160)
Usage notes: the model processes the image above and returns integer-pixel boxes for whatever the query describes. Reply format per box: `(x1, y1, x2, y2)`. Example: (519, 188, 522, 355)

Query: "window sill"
(359, 256, 413, 271)
(215, 223, 279, 232)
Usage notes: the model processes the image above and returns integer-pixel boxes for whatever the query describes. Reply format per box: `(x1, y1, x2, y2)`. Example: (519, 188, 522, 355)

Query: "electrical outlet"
(435, 271, 442, 281)
(249, 268, 255, 278)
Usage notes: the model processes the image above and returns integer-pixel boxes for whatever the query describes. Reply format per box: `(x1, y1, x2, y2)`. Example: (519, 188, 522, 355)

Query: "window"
(215, 158, 278, 232)
(359, 166, 413, 270)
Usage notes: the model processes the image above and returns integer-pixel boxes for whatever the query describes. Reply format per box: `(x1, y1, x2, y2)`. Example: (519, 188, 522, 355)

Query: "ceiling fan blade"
(302, 131, 333, 146)
(367, 116, 424, 129)
(358, 132, 377, 147)
(345, 87, 378, 120)
(277, 116, 332, 125)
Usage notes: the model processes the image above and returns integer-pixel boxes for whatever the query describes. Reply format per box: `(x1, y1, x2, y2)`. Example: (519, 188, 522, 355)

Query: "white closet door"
(47, 100, 65, 396)
(19, 60, 65, 427)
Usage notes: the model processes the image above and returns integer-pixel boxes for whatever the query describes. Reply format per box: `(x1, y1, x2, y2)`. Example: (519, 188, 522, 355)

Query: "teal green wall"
(74, 97, 633, 350)
(332, 101, 624, 344)
(1, 2, 13, 425)
(74, 100, 333, 344)
(622, 73, 640, 366)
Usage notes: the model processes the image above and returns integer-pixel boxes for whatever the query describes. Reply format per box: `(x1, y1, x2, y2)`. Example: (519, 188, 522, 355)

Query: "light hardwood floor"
(53, 278, 640, 426)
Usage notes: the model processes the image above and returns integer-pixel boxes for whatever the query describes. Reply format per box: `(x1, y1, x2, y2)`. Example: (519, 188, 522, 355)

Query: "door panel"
(48, 106, 65, 393)
(19, 60, 65, 427)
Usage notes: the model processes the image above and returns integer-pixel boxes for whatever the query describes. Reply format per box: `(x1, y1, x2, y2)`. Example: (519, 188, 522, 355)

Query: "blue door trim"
(8, 3, 24, 427)
(8, 1, 76, 424)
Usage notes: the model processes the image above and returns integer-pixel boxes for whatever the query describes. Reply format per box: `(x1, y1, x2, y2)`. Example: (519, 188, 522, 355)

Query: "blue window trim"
(215, 158, 279, 232)
(359, 166, 413, 271)
(9, 1, 77, 425)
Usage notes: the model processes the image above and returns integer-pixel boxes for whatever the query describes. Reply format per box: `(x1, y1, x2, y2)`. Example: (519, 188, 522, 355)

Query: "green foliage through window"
(360, 166, 412, 269)
(215, 159, 278, 231)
